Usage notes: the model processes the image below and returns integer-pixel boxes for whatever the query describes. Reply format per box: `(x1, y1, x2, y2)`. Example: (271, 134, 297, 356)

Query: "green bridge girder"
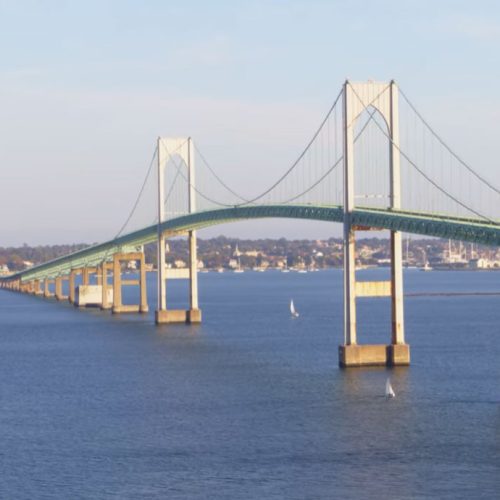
(3, 204, 500, 283)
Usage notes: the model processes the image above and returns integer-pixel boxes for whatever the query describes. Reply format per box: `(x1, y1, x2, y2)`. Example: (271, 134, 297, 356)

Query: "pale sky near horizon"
(1, 0, 500, 245)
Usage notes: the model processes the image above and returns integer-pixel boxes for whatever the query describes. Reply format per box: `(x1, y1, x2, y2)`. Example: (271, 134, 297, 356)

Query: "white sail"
(385, 378, 395, 398)
(290, 299, 299, 317)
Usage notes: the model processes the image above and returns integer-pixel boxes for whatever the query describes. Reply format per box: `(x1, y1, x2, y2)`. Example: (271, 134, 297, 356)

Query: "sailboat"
(385, 378, 395, 398)
(290, 299, 299, 318)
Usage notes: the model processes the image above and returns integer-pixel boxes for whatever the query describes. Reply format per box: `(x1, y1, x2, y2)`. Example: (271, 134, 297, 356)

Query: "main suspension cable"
(399, 87, 500, 196)
(113, 145, 158, 238)
(348, 83, 496, 223)
(280, 106, 379, 204)
(193, 143, 251, 203)
(232, 87, 344, 206)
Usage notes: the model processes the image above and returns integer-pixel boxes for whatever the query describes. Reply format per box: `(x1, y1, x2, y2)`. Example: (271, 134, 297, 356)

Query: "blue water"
(0, 269, 499, 499)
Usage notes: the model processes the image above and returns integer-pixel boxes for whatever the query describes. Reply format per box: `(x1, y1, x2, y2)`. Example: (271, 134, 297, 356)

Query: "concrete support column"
(112, 255, 122, 313)
(43, 278, 54, 298)
(33, 279, 42, 296)
(188, 230, 201, 323)
(158, 234, 167, 312)
(68, 270, 79, 304)
(391, 231, 405, 344)
(55, 277, 62, 299)
(82, 267, 89, 286)
(101, 262, 112, 310)
(139, 253, 148, 313)
(54, 276, 69, 301)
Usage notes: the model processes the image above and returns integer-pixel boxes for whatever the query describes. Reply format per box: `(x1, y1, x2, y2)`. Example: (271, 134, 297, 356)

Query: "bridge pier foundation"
(339, 344, 410, 367)
(155, 308, 202, 324)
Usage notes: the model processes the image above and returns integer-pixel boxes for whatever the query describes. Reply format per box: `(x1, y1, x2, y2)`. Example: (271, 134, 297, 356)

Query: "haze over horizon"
(1, 1, 500, 245)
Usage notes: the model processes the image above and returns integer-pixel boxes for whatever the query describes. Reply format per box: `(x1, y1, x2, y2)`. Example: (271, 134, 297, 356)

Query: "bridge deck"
(3, 205, 500, 282)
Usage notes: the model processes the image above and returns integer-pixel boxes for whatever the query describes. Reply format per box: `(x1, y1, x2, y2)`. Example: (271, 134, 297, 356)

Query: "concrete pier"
(111, 252, 148, 314)
(75, 285, 113, 308)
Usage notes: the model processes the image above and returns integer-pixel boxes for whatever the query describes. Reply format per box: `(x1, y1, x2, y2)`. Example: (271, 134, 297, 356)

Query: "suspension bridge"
(2, 80, 499, 367)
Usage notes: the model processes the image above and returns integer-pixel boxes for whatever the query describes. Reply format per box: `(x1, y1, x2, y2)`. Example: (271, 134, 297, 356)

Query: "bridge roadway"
(3, 204, 500, 283)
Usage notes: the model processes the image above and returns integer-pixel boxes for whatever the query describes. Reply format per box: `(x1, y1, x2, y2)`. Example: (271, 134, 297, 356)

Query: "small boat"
(281, 268, 290, 273)
(290, 299, 299, 318)
(385, 378, 395, 398)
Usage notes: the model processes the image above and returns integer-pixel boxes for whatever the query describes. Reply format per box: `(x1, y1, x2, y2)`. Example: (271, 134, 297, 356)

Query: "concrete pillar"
(139, 253, 148, 313)
(43, 278, 54, 298)
(68, 270, 79, 304)
(96, 267, 102, 286)
(33, 279, 42, 296)
(82, 267, 89, 286)
(158, 234, 167, 311)
(54, 276, 68, 301)
(55, 277, 62, 299)
(188, 230, 201, 322)
(112, 255, 122, 313)
(101, 262, 112, 310)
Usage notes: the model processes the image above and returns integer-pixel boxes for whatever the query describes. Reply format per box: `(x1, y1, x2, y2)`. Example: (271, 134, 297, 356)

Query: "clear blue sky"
(1, 0, 500, 245)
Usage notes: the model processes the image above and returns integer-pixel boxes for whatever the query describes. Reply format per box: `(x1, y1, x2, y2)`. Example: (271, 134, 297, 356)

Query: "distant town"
(1, 236, 499, 277)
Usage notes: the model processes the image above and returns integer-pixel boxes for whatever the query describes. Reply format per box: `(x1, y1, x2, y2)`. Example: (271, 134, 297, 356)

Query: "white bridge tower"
(339, 80, 410, 367)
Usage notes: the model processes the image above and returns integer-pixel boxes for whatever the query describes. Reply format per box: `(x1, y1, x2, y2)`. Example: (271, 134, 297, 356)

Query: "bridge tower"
(155, 137, 201, 324)
(339, 80, 410, 367)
